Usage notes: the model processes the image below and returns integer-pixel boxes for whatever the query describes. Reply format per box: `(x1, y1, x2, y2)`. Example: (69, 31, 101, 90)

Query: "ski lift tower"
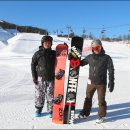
(128, 28, 130, 44)
(66, 26, 71, 40)
(101, 28, 106, 40)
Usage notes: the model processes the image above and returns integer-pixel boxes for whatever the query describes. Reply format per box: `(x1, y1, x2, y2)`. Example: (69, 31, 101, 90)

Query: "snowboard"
(52, 43, 68, 124)
(64, 37, 83, 124)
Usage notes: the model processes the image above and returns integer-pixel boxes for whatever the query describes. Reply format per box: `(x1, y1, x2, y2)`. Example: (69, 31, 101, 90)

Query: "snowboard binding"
(55, 69, 65, 80)
(70, 68, 78, 77)
(53, 94, 63, 104)
(66, 92, 76, 101)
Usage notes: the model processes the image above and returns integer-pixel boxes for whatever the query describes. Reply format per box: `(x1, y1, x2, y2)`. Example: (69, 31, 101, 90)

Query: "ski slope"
(0, 27, 15, 44)
(0, 33, 130, 129)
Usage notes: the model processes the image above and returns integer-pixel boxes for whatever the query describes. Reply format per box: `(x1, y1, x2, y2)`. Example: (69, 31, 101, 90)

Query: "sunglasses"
(92, 46, 101, 51)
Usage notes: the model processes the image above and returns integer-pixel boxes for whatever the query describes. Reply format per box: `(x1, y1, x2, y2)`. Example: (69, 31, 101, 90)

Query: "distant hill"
(0, 19, 48, 35)
(0, 26, 15, 44)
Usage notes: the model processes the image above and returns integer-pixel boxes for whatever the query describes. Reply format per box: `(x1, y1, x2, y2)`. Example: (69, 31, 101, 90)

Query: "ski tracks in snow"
(0, 63, 32, 94)
(0, 55, 34, 129)
(0, 54, 130, 129)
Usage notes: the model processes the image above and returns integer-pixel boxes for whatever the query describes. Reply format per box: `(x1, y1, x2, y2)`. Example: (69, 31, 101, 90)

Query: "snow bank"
(0, 27, 14, 44)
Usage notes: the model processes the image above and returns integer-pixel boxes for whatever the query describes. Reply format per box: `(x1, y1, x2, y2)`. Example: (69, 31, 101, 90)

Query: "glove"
(68, 52, 77, 60)
(68, 52, 72, 60)
(108, 81, 114, 92)
(33, 77, 38, 85)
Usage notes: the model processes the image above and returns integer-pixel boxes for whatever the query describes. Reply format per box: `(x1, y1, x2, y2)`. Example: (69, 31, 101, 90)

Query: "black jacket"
(31, 46, 56, 81)
(81, 48, 114, 85)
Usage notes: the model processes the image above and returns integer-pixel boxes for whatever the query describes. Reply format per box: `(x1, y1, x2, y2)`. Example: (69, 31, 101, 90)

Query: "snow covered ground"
(0, 33, 130, 129)
(0, 27, 15, 45)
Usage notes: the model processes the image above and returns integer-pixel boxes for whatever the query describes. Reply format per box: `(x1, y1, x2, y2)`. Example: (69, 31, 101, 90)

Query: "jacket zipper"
(93, 59, 96, 84)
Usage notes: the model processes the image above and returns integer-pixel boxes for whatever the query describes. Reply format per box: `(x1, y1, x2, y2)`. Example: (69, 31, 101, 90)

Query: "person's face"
(43, 41, 52, 49)
(92, 45, 102, 54)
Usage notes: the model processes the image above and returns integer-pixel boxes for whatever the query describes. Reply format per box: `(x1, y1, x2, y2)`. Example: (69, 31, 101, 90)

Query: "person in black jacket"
(31, 35, 56, 117)
(78, 39, 114, 123)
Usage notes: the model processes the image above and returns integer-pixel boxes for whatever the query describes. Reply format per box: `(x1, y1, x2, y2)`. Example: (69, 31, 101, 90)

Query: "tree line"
(0, 20, 48, 35)
(57, 31, 130, 42)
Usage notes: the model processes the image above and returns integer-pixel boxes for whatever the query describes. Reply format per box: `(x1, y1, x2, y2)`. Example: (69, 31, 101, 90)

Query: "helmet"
(91, 39, 102, 47)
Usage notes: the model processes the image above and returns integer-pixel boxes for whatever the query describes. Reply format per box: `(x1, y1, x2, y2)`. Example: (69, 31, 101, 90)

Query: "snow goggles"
(92, 45, 101, 51)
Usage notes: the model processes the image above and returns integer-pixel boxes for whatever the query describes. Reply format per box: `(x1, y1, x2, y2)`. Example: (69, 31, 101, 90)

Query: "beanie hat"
(91, 39, 102, 47)
(41, 35, 53, 45)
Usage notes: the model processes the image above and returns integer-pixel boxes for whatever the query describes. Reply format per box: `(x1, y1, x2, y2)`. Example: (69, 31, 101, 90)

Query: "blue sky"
(0, 1, 130, 38)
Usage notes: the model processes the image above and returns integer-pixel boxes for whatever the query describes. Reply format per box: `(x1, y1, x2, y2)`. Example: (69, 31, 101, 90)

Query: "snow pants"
(83, 84, 107, 118)
(35, 77, 54, 113)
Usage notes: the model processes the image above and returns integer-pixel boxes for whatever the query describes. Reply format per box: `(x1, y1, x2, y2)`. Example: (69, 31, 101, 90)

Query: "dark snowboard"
(64, 37, 83, 124)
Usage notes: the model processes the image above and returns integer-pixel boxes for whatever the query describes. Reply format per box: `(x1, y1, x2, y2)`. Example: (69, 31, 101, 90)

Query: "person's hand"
(68, 52, 72, 60)
(68, 52, 77, 60)
(108, 81, 114, 92)
(33, 77, 38, 85)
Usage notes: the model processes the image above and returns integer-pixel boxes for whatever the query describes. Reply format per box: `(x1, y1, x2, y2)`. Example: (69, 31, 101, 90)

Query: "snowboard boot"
(47, 111, 52, 118)
(34, 110, 42, 117)
(96, 117, 105, 124)
(78, 110, 88, 119)
(34, 107, 42, 117)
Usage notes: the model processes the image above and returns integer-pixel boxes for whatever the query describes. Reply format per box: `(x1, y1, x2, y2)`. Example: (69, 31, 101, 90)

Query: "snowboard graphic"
(52, 43, 68, 124)
(64, 37, 83, 124)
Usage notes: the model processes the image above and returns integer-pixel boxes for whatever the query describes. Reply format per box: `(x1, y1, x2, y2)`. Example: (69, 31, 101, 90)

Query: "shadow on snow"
(74, 102, 130, 124)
